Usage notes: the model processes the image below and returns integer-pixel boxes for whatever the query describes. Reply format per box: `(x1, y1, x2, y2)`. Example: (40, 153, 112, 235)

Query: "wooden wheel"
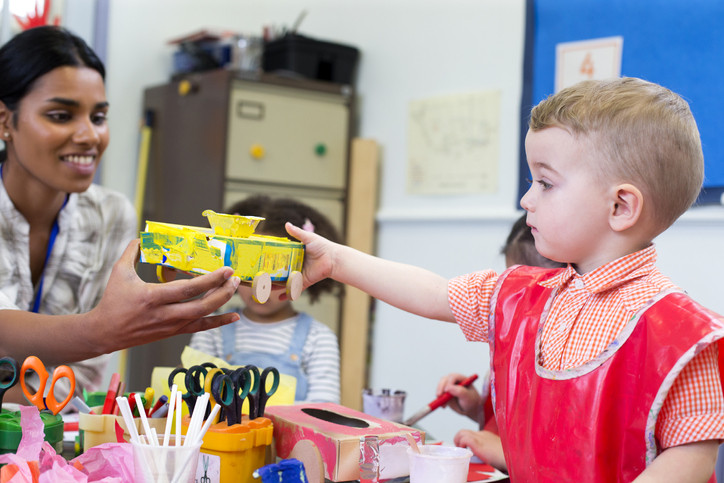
(289, 439, 324, 483)
(252, 272, 272, 303)
(286, 271, 303, 301)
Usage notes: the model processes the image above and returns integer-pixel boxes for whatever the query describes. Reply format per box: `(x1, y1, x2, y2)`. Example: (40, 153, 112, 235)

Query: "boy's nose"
(520, 187, 534, 212)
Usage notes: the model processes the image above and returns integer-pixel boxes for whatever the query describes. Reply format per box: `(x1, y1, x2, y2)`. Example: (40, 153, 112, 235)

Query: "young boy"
(286, 77, 724, 482)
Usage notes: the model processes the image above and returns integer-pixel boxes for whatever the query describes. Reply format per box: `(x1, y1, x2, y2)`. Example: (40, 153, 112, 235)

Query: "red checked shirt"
(448, 245, 724, 448)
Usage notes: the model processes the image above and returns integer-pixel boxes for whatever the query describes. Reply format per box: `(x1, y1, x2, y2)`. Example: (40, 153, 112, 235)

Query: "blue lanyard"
(0, 163, 67, 313)
(31, 216, 62, 313)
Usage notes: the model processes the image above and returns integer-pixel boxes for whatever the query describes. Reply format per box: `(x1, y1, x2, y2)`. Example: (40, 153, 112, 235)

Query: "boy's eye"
(536, 179, 552, 190)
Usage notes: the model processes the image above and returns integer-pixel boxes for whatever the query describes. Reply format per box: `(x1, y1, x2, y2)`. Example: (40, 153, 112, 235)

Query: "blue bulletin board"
(518, 0, 724, 204)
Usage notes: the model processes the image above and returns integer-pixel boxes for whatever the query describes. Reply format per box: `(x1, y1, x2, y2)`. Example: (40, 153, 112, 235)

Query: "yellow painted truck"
(139, 210, 304, 303)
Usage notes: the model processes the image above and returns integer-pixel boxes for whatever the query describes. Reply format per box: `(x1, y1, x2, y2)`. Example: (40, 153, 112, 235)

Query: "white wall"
(102, 0, 724, 445)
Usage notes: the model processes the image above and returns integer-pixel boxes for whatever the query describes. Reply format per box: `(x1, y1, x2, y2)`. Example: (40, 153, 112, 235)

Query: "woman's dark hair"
(227, 195, 344, 303)
(0, 26, 104, 161)
(502, 214, 566, 269)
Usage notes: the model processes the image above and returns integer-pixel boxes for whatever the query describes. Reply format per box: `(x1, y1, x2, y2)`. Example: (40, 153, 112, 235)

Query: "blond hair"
(529, 77, 703, 233)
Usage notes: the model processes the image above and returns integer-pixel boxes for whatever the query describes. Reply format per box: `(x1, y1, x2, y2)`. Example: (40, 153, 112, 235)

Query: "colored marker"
(71, 396, 95, 414)
(151, 403, 169, 418)
(101, 373, 120, 415)
(148, 395, 168, 417)
(143, 387, 154, 415)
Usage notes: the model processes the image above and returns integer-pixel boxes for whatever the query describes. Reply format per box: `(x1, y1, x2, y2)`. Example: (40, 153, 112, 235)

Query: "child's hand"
(436, 372, 484, 422)
(454, 429, 507, 471)
(285, 222, 338, 289)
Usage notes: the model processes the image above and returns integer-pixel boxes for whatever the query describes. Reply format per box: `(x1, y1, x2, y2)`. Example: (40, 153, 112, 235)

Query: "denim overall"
(221, 312, 312, 401)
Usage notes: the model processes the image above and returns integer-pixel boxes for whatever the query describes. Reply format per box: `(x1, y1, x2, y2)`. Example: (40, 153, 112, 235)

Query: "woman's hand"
(85, 239, 241, 354)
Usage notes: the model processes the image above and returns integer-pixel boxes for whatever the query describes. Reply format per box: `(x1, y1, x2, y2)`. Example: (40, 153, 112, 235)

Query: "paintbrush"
(403, 373, 478, 427)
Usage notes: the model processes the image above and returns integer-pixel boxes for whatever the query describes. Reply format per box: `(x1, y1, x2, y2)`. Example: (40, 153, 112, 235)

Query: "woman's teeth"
(63, 155, 94, 165)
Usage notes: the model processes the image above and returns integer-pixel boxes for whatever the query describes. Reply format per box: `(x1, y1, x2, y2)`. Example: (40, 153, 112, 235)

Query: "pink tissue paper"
(0, 406, 134, 482)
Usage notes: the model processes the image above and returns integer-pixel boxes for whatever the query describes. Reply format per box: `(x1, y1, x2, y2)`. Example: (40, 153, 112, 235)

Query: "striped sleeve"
(448, 270, 499, 342)
(189, 326, 225, 358)
(301, 322, 341, 404)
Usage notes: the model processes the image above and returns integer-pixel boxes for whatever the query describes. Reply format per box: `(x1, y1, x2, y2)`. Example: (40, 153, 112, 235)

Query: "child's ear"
(610, 183, 643, 232)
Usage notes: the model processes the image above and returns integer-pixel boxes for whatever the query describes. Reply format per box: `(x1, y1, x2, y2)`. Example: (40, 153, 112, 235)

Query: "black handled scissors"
(168, 364, 214, 416)
(0, 357, 19, 412)
(245, 365, 279, 420)
(207, 367, 251, 426)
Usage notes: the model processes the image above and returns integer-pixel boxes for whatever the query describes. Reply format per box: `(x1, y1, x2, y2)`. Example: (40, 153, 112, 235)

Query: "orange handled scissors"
(20, 356, 75, 415)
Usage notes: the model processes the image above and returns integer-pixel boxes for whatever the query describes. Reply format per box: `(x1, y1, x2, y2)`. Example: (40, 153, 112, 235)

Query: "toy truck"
(139, 210, 304, 303)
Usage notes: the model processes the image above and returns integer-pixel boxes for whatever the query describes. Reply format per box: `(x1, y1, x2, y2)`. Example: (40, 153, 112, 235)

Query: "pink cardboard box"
(266, 402, 425, 481)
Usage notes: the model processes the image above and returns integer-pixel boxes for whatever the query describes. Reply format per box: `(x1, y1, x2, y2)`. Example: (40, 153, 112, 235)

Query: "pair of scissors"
(206, 367, 251, 426)
(20, 356, 75, 415)
(168, 363, 217, 416)
(245, 365, 280, 420)
(0, 357, 20, 412)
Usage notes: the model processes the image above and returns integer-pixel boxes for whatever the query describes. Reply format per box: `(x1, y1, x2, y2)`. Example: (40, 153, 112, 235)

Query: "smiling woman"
(0, 26, 241, 406)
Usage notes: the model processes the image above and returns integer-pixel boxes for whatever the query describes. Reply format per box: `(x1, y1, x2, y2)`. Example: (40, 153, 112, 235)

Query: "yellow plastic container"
(78, 406, 166, 451)
(183, 416, 273, 483)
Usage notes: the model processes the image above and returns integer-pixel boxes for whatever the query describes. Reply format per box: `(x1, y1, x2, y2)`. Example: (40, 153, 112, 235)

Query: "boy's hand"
(285, 222, 337, 288)
(436, 372, 484, 422)
(454, 429, 507, 471)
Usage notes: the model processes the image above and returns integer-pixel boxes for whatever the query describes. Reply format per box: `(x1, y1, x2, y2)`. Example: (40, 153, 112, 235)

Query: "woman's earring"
(2, 132, 8, 138)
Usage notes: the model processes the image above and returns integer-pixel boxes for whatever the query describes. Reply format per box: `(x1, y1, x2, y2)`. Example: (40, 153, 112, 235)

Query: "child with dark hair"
(190, 195, 342, 403)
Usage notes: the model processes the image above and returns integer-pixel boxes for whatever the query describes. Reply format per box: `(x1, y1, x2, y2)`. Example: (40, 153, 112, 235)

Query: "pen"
(143, 387, 154, 415)
(71, 396, 95, 414)
(112, 381, 125, 415)
(101, 373, 120, 415)
(128, 392, 137, 417)
(403, 373, 479, 427)
(148, 394, 168, 417)
(151, 402, 169, 418)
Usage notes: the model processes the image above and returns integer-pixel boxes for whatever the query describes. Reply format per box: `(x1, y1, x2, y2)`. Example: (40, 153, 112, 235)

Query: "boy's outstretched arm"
(632, 440, 718, 482)
(286, 222, 455, 322)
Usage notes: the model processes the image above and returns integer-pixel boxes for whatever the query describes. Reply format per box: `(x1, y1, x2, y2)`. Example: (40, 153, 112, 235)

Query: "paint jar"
(0, 408, 63, 455)
(407, 445, 472, 483)
(362, 389, 406, 423)
(78, 406, 166, 451)
(182, 415, 273, 483)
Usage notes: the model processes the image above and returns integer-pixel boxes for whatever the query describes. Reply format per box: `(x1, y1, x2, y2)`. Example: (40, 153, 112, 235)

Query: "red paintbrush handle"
(428, 374, 478, 410)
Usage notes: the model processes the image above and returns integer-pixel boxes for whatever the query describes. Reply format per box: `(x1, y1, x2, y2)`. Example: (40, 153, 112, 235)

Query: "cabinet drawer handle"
(236, 101, 264, 120)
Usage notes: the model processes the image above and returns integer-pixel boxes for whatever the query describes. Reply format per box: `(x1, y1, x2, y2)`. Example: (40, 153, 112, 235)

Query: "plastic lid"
(0, 408, 64, 451)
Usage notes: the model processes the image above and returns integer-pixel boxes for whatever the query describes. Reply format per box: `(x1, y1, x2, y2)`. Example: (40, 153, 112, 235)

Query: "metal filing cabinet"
(127, 69, 355, 389)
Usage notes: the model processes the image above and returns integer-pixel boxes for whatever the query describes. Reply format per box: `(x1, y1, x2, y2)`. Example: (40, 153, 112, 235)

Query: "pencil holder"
(182, 415, 273, 483)
(78, 405, 166, 452)
(131, 434, 202, 483)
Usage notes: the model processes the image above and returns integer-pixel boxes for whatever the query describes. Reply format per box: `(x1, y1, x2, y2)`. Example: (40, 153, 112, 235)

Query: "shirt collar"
(539, 244, 657, 293)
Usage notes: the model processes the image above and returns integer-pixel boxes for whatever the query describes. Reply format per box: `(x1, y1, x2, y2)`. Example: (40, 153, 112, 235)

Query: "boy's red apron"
(489, 265, 724, 482)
